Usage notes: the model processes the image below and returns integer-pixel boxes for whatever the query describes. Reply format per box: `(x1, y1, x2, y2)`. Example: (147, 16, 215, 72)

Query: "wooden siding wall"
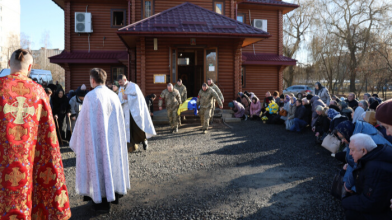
(136, 37, 237, 108)
(70, 2, 128, 51)
(242, 65, 279, 99)
(238, 7, 280, 54)
(68, 64, 112, 90)
(135, 0, 232, 21)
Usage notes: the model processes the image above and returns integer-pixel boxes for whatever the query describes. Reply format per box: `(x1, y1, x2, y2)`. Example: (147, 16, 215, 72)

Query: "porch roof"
(117, 2, 270, 48)
(242, 52, 297, 65)
(237, 0, 299, 14)
(49, 51, 128, 64)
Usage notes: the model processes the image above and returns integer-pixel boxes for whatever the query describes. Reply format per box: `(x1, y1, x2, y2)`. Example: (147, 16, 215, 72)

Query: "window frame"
(142, 0, 155, 19)
(110, 9, 127, 28)
(111, 66, 127, 83)
(213, 0, 225, 15)
(241, 66, 246, 88)
(237, 13, 246, 23)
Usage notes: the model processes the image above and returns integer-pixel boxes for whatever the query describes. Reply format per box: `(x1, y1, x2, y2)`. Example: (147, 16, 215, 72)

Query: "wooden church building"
(50, 0, 298, 105)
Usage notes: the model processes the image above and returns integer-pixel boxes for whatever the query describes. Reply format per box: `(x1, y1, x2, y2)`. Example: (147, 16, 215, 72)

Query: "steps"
(221, 109, 241, 123)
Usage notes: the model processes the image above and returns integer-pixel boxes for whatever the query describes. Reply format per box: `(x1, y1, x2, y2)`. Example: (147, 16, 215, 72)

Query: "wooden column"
(132, 0, 136, 23)
(278, 10, 283, 56)
(65, 2, 71, 52)
(130, 49, 136, 82)
(234, 41, 242, 100)
(231, 0, 235, 20)
(128, 0, 131, 25)
(64, 63, 71, 92)
(278, 66, 285, 94)
(140, 37, 146, 94)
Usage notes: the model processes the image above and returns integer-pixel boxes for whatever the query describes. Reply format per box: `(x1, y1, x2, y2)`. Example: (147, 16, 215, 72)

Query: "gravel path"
(62, 121, 345, 220)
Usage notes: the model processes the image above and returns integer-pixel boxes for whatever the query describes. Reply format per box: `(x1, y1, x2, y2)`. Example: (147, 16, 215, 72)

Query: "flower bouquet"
(262, 116, 268, 124)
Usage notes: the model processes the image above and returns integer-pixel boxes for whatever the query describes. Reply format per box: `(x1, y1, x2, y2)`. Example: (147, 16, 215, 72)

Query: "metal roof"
(49, 51, 128, 64)
(242, 52, 297, 65)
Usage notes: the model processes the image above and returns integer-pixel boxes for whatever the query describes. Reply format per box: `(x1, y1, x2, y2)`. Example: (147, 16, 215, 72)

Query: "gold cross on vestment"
(35, 104, 47, 120)
(40, 167, 56, 184)
(8, 126, 28, 141)
(12, 83, 30, 96)
(5, 167, 25, 187)
(4, 97, 35, 124)
(55, 190, 68, 208)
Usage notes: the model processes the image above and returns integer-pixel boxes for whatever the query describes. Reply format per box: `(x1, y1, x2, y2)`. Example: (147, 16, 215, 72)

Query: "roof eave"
(52, 0, 64, 10)
(242, 60, 297, 66)
(239, 1, 299, 14)
(49, 58, 124, 64)
(117, 31, 271, 38)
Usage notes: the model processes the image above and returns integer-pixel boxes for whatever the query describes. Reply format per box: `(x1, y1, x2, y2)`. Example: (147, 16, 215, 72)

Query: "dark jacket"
(347, 99, 359, 109)
(145, 95, 154, 113)
(330, 115, 348, 132)
(294, 105, 307, 121)
(304, 104, 312, 125)
(315, 115, 330, 135)
(342, 145, 392, 218)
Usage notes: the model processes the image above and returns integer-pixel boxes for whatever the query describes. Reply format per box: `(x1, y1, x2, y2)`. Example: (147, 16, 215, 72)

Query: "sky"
(21, 0, 64, 50)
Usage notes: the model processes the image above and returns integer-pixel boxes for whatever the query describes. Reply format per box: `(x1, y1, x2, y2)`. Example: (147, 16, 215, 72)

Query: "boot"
(127, 143, 138, 153)
(142, 140, 148, 151)
(202, 130, 207, 134)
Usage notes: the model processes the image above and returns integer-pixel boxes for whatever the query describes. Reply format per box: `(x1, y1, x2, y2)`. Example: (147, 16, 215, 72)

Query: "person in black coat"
(342, 134, 392, 220)
(327, 108, 348, 133)
(347, 93, 359, 109)
(145, 94, 156, 119)
(52, 88, 71, 143)
(313, 106, 330, 143)
(289, 99, 308, 132)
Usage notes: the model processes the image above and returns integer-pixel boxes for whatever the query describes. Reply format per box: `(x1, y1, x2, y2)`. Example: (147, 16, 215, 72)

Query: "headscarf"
(238, 92, 243, 97)
(335, 121, 355, 141)
(369, 99, 379, 110)
(228, 102, 234, 108)
(291, 97, 297, 106)
(327, 108, 340, 119)
(340, 101, 348, 110)
(315, 82, 323, 95)
(284, 95, 290, 103)
(306, 94, 314, 100)
(352, 106, 365, 123)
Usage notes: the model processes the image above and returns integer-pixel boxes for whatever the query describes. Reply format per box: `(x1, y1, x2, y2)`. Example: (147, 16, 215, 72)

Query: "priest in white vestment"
(118, 74, 156, 152)
(70, 68, 130, 212)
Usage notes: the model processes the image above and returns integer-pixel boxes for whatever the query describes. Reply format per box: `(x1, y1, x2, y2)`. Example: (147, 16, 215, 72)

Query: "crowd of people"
(1, 48, 392, 219)
(233, 82, 392, 219)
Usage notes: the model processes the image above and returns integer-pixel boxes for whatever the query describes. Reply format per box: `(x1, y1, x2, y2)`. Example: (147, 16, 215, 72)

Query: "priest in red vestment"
(0, 49, 71, 219)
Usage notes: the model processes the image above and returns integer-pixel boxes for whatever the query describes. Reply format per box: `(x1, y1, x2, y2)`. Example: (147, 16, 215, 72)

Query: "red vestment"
(0, 73, 71, 220)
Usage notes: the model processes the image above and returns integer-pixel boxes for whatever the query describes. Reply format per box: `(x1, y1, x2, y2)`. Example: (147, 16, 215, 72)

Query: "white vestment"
(70, 85, 130, 203)
(119, 82, 156, 141)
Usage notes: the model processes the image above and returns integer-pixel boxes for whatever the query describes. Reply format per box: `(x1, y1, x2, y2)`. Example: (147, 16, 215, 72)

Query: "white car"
(0, 69, 53, 84)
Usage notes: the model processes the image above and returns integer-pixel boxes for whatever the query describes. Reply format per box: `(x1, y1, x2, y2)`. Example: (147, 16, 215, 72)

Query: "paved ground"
(62, 120, 345, 220)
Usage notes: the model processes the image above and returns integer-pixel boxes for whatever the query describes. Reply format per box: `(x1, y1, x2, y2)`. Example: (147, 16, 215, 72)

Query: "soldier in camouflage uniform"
(159, 83, 182, 133)
(197, 83, 223, 134)
(207, 79, 224, 124)
(174, 79, 187, 124)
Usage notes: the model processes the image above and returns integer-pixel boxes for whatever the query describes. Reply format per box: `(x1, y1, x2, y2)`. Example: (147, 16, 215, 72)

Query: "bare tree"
(283, 0, 316, 87)
(20, 33, 33, 50)
(317, 0, 391, 92)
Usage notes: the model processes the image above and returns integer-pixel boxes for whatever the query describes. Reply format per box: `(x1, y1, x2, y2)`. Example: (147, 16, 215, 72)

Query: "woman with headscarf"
(339, 101, 354, 121)
(280, 95, 291, 121)
(241, 93, 251, 116)
(52, 88, 71, 143)
(229, 101, 246, 120)
(250, 97, 262, 120)
(69, 88, 88, 132)
(314, 82, 331, 106)
(285, 96, 297, 130)
(352, 105, 365, 123)
(313, 106, 330, 143)
(327, 108, 348, 132)
(111, 81, 120, 95)
(368, 97, 380, 110)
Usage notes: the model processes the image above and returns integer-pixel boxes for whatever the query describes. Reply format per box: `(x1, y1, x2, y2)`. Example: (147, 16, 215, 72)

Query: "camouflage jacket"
(174, 84, 187, 103)
(209, 82, 224, 102)
(197, 87, 223, 109)
(158, 88, 182, 110)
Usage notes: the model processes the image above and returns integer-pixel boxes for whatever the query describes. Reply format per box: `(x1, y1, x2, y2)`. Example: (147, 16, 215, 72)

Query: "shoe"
(202, 130, 207, 134)
(142, 140, 148, 151)
(245, 115, 248, 121)
(91, 202, 111, 214)
(127, 143, 138, 153)
(171, 129, 175, 134)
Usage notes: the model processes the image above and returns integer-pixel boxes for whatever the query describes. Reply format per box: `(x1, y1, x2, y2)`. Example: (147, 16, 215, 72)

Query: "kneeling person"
(197, 83, 223, 134)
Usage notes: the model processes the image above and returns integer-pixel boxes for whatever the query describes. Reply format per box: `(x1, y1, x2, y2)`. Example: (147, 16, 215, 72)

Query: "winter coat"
(241, 95, 251, 115)
(174, 84, 187, 104)
(310, 96, 326, 127)
(315, 86, 331, 106)
(347, 99, 359, 109)
(197, 88, 223, 109)
(69, 95, 83, 131)
(294, 105, 307, 121)
(159, 89, 181, 111)
(287, 104, 297, 120)
(329, 115, 348, 132)
(250, 100, 262, 116)
(52, 89, 71, 139)
(341, 145, 392, 218)
(281, 102, 291, 121)
(233, 101, 245, 118)
(145, 95, 154, 113)
(314, 115, 330, 136)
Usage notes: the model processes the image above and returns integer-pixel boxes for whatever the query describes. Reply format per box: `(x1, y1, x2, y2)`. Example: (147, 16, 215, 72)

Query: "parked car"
(283, 85, 315, 99)
(0, 69, 53, 85)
